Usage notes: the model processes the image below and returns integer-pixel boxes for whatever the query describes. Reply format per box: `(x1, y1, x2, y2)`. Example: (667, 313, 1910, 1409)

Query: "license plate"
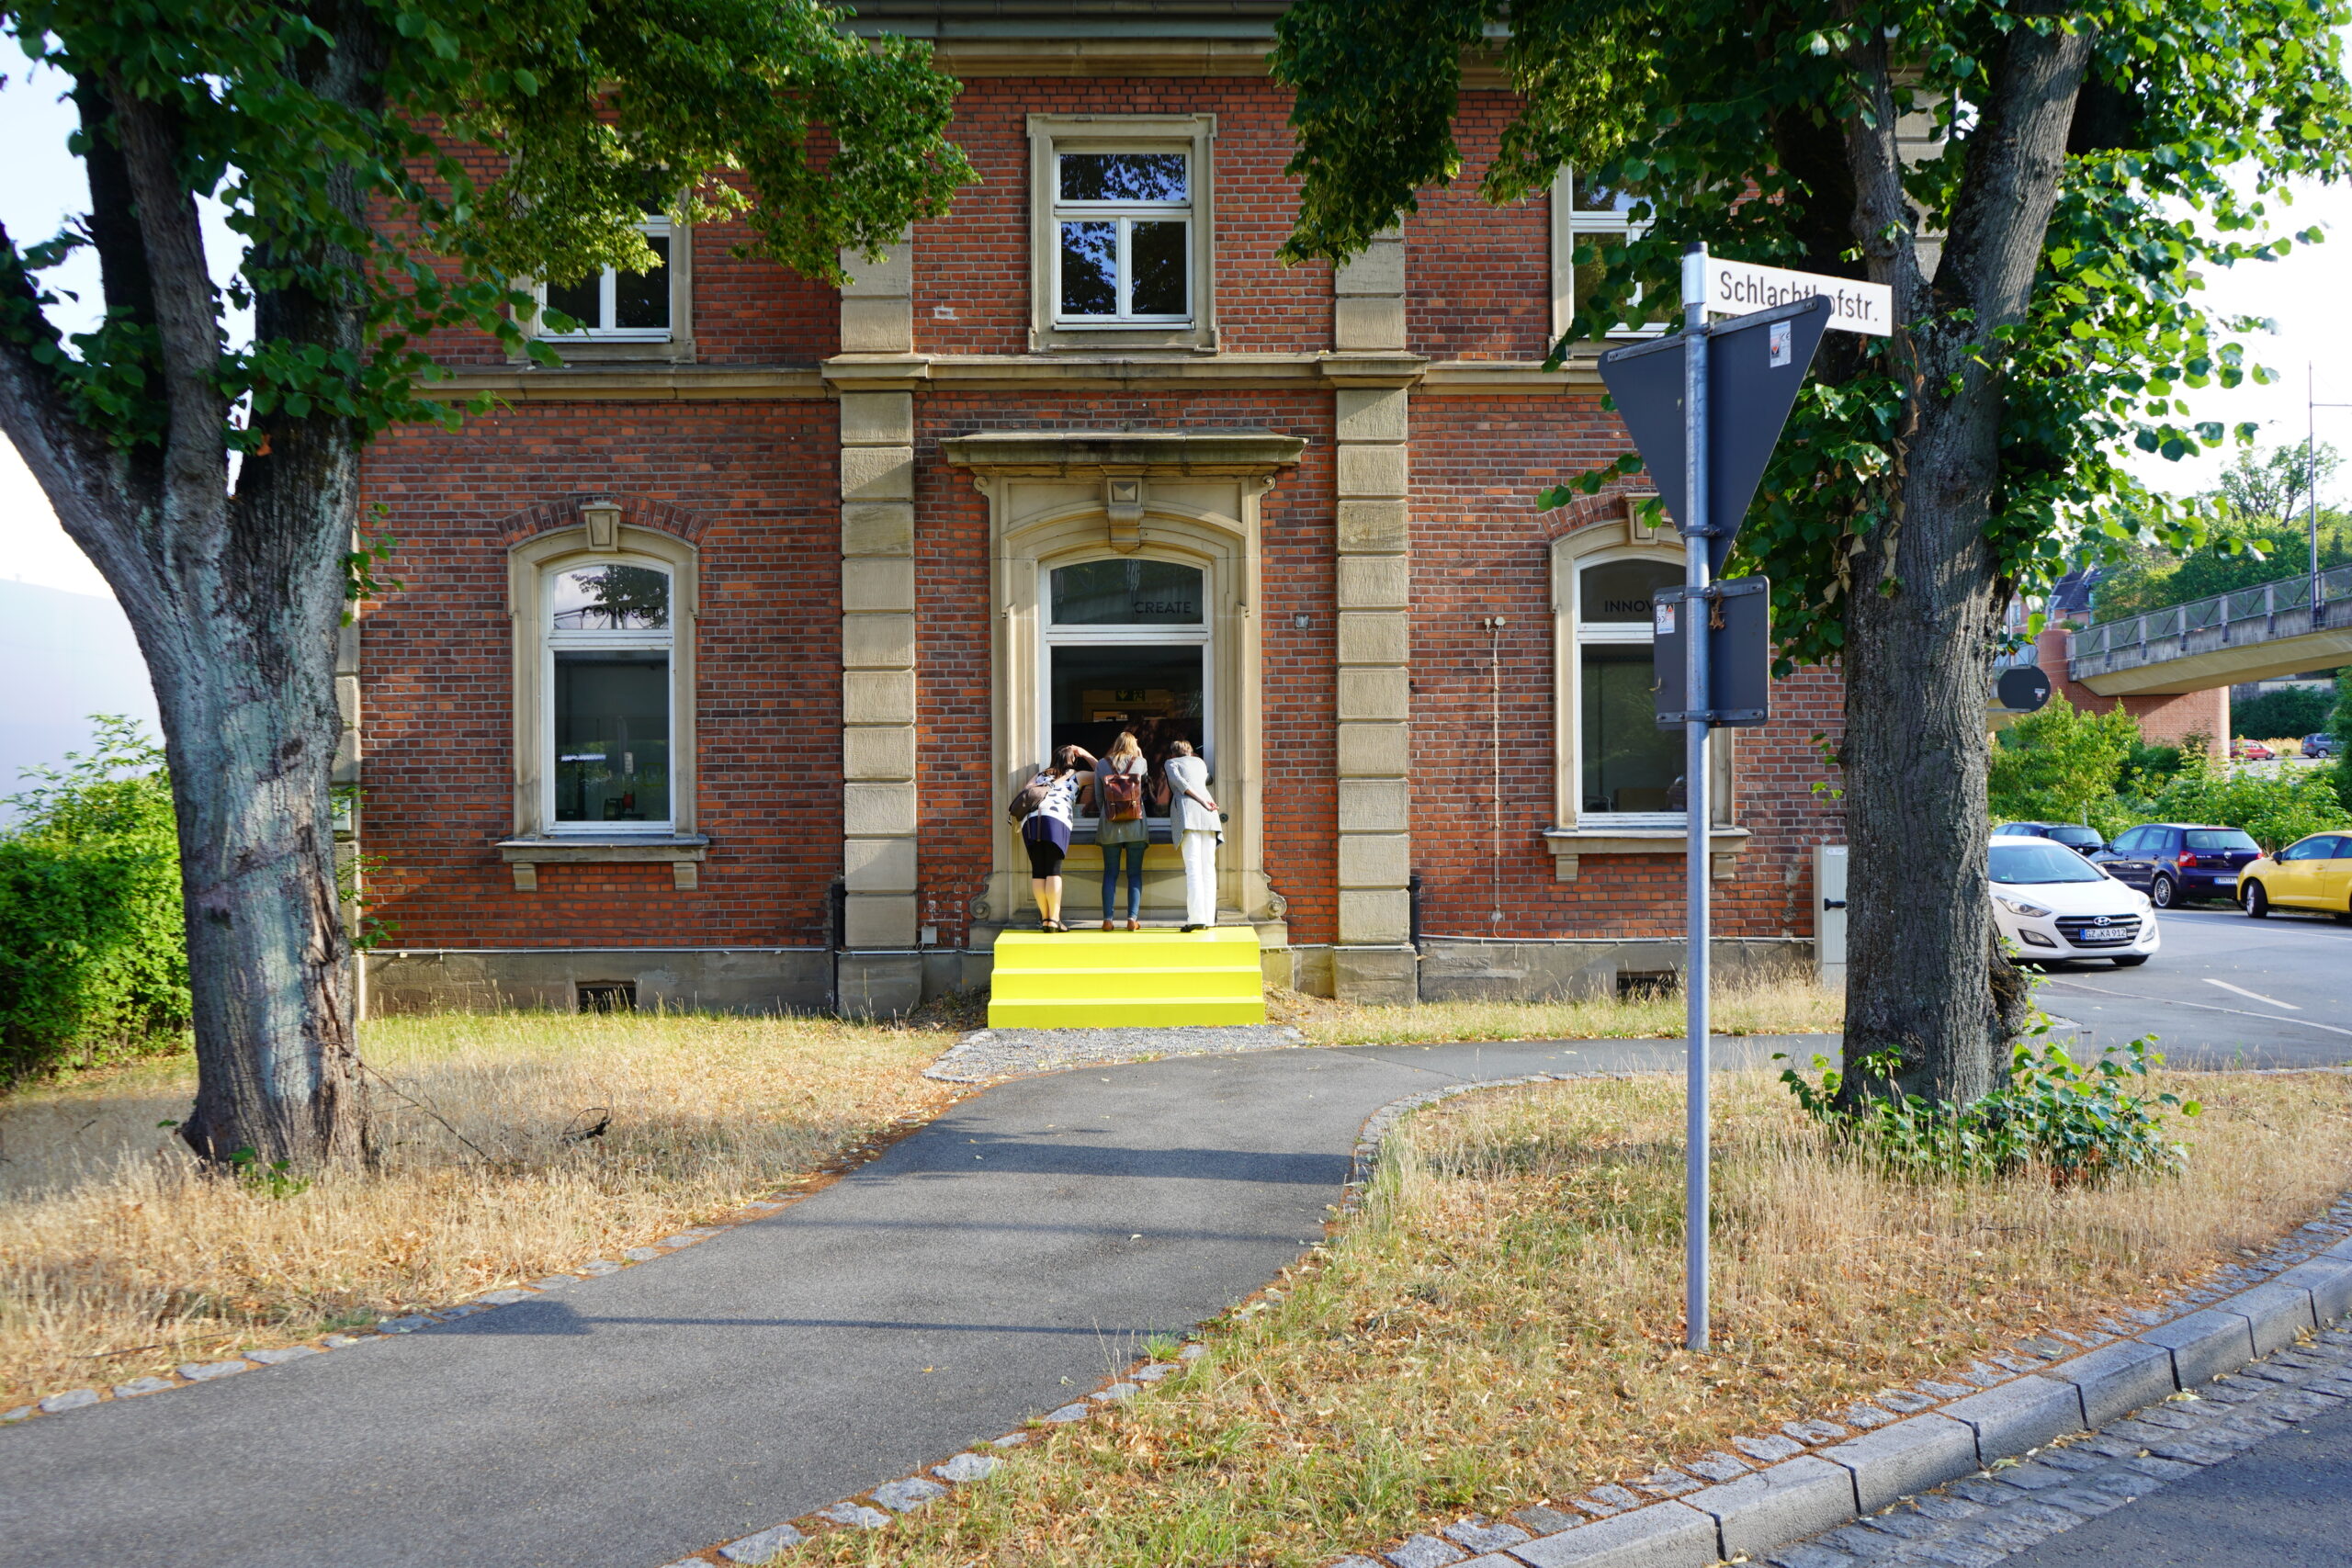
(2075, 929, 2131, 942)
(2215, 874, 2238, 886)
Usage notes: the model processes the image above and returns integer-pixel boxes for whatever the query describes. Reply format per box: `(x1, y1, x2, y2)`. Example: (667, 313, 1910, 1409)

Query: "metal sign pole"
(1679, 241, 1712, 1353)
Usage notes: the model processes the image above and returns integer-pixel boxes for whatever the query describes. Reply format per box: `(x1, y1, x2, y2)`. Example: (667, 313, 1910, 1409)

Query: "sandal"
(1043, 919, 1068, 933)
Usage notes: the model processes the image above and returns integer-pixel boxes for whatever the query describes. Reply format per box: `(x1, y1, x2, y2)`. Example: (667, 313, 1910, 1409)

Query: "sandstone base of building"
(366, 948, 832, 1015)
(1416, 937, 1814, 1002)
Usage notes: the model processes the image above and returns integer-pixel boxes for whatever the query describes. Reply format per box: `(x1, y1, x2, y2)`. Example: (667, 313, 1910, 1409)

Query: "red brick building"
(353, 2, 1847, 1014)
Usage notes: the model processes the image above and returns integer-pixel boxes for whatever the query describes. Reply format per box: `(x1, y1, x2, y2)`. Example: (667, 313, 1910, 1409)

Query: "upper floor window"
(1054, 151, 1192, 326)
(1027, 115, 1217, 353)
(541, 215, 673, 340)
(1552, 172, 1658, 342)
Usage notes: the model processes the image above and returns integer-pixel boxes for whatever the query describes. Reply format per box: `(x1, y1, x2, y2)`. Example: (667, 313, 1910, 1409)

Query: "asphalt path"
(2026, 904, 2352, 1068)
(1993, 1395, 2352, 1567)
(0, 1034, 1812, 1568)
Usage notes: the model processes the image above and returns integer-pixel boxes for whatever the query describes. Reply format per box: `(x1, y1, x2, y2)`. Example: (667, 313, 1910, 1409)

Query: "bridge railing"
(2068, 563, 2352, 665)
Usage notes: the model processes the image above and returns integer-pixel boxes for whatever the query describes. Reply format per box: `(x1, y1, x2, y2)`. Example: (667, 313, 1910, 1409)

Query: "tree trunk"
(1837, 17, 2091, 1106)
(0, 36, 378, 1166)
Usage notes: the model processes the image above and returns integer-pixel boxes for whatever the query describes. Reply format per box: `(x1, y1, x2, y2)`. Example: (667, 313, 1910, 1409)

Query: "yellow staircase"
(987, 927, 1266, 1028)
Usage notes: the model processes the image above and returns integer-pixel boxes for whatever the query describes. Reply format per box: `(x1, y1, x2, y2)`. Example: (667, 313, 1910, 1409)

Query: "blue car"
(2090, 822, 2263, 908)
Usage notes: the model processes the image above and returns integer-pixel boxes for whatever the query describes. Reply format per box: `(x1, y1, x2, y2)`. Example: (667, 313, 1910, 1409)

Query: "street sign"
(1705, 256, 1894, 336)
(1996, 664, 2052, 714)
(1653, 578, 1772, 726)
(1598, 295, 1833, 574)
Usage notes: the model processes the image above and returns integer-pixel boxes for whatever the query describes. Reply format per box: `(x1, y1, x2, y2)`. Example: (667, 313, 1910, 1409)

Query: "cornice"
(424, 351, 1610, 402)
(940, 428, 1306, 477)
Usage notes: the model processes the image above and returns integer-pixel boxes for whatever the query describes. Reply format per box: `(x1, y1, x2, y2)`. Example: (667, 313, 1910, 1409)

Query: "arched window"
(1574, 555, 1684, 819)
(545, 561, 675, 831)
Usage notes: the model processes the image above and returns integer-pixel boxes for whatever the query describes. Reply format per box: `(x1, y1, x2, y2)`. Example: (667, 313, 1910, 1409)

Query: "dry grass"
(794, 1066, 2352, 1568)
(0, 1010, 959, 1410)
(1272, 967, 1843, 1046)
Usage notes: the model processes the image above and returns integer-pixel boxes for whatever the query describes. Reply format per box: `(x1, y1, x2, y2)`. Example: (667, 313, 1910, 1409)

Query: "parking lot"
(2031, 901, 2352, 1068)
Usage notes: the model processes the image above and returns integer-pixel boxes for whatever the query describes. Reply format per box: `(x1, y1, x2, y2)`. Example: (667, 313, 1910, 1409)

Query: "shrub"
(2135, 758, 2352, 852)
(1777, 1033, 2198, 1186)
(2233, 685, 2335, 741)
(1988, 695, 2143, 829)
(0, 718, 189, 1085)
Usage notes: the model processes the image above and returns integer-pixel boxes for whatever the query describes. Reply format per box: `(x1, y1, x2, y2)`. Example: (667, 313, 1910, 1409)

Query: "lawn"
(783, 1066, 2352, 1568)
(0, 1011, 961, 1411)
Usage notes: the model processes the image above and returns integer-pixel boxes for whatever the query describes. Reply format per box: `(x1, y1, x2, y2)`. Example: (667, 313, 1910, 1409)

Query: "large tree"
(1273, 0, 2350, 1102)
(0, 0, 970, 1162)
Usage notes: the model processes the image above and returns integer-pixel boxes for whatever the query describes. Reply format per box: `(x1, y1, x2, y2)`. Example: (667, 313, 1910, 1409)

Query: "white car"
(1988, 833, 2159, 967)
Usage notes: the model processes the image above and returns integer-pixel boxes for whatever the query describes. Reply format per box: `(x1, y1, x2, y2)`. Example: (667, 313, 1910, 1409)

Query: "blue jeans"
(1101, 841, 1147, 921)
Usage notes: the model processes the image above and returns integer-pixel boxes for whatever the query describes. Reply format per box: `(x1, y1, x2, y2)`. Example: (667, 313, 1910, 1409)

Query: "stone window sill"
(497, 835, 709, 891)
(1540, 826, 1750, 884)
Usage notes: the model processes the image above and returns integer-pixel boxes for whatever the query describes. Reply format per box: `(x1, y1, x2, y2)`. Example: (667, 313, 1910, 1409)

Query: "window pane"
(1580, 646, 1681, 812)
(553, 651, 670, 824)
(1580, 558, 1682, 623)
(544, 273, 602, 332)
(1051, 559, 1204, 626)
(1059, 152, 1187, 203)
(2185, 829, 2258, 852)
(1573, 175, 1639, 216)
(1129, 220, 1187, 316)
(1989, 843, 2104, 884)
(1059, 221, 1117, 316)
(613, 234, 669, 330)
(1050, 643, 1203, 792)
(551, 564, 670, 631)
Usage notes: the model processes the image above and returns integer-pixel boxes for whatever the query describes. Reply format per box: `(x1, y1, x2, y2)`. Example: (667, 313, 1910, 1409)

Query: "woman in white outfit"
(1161, 739, 1220, 931)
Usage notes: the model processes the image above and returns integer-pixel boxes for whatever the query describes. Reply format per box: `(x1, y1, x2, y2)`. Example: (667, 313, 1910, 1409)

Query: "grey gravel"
(1686, 1450, 1752, 1481)
(814, 1503, 889, 1529)
(243, 1347, 320, 1366)
(1843, 1404, 1900, 1428)
(1092, 1381, 1141, 1401)
(2, 1404, 36, 1422)
(38, 1389, 99, 1413)
(621, 1247, 662, 1261)
(1572, 1483, 1644, 1515)
(925, 1024, 1308, 1083)
(577, 1259, 623, 1276)
(376, 1315, 433, 1333)
(1785, 1419, 1850, 1443)
(718, 1523, 805, 1562)
(1629, 1468, 1702, 1496)
(1736, 1433, 1809, 1462)
(111, 1377, 175, 1397)
(175, 1361, 249, 1382)
(1382, 1534, 1467, 1568)
(933, 1452, 1000, 1483)
(476, 1290, 535, 1305)
(1041, 1402, 1091, 1422)
(1441, 1517, 1531, 1551)
(871, 1477, 947, 1512)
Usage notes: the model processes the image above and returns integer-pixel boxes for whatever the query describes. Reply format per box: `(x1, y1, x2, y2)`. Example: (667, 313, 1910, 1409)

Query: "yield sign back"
(1597, 294, 1832, 574)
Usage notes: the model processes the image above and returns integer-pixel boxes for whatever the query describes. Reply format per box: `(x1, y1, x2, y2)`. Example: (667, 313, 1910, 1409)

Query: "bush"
(0, 718, 189, 1085)
(2233, 685, 2335, 741)
(2135, 758, 2352, 852)
(1988, 695, 2143, 829)
(1777, 1034, 2198, 1186)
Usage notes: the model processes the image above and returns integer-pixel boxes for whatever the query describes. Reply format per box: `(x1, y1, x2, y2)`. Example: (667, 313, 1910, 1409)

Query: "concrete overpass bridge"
(2066, 565, 2352, 695)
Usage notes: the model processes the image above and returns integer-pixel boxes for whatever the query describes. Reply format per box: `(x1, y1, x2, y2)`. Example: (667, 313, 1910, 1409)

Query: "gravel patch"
(925, 1025, 1307, 1082)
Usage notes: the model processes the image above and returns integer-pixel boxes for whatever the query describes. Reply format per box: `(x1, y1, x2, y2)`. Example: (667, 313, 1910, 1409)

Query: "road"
(2027, 903, 2352, 1068)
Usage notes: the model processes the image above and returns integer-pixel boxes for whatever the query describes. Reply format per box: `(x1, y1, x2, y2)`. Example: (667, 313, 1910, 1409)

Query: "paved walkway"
(0, 1036, 1812, 1568)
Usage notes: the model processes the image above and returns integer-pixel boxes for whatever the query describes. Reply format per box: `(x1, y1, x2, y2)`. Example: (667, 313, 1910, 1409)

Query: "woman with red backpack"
(1090, 731, 1158, 931)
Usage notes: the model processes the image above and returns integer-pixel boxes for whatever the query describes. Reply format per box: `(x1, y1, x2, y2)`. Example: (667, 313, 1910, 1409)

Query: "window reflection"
(550, 564, 670, 631)
(554, 650, 671, 823)
(1059, 152, 1187, 202)
(1051, 559, 1204, 626)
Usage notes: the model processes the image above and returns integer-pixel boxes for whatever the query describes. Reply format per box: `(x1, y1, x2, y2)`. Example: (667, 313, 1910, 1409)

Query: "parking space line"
(2041, 977, 2352, 1038)
(2203, 978, 2301, 1010)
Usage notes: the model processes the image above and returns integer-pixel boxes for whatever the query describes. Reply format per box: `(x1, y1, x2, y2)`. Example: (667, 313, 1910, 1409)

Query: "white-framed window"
(543, 559, 676, 834)
(1570, 552, 1686, 822)
(1052, 150, 1193, 326)
(1027, 115, 1217, 352)
(1550, 170, 1659, 342)
(540, 214, 674, 339)
(1040, 556, 1212, 826)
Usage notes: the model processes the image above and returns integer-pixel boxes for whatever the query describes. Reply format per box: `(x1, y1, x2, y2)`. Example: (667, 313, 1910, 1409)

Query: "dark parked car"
(1996, 821, 2106, 856)
(2092, 822, 2263, 908)
(2306, 733, 2342, 759)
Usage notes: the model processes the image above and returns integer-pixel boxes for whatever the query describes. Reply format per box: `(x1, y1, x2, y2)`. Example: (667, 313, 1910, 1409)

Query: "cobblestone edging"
(0, 1107, 958, 1430)
(923, 1023, 1309, 1083)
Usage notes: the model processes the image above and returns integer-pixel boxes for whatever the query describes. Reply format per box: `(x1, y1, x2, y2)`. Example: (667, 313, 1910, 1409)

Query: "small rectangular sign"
(1653, 577, 1774, 727)
(1706, 258, 1893, 336)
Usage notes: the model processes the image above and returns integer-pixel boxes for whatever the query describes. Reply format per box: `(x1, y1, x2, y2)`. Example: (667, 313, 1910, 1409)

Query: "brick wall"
(1407, 396, 1846, 942)
(2033, 629, 2230, 749)
(358, 399, 842, 947)
(911, 78, 1333, 356)
(1406, 93, 1551, 363)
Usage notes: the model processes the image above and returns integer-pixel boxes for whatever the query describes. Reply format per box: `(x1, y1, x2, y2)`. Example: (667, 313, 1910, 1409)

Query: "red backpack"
(1099, 763, 1145, 822)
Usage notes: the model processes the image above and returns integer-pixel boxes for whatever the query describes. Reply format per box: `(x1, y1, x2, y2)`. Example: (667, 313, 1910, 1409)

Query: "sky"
(6, 58, 2352, 604)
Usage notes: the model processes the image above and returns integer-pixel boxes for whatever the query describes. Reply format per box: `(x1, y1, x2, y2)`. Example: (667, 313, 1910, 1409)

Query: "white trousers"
(1180, 829, 1218, 928)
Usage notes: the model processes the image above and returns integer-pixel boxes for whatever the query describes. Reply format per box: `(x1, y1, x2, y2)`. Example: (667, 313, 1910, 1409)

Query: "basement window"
(577, 981, 638, 1013)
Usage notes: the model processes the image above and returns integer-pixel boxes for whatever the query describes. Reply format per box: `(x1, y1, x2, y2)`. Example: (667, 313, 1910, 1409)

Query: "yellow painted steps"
(987, 926, 1266, 1028)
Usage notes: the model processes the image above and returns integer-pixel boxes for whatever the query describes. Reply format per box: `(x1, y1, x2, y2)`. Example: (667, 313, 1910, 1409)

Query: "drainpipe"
(1408, 870, 1426, 953)
(827, 877, 846, 1015)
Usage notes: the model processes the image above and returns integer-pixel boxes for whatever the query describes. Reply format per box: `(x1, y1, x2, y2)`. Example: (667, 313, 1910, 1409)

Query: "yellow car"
(2239, 832, 2352, 919)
